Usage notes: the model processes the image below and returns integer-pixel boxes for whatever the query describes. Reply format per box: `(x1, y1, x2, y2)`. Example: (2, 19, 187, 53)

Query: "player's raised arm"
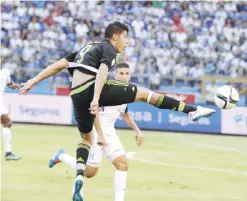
(121, 111, 144, 146)
(19, 58, 69, 95)
(90, 63, 108, 114)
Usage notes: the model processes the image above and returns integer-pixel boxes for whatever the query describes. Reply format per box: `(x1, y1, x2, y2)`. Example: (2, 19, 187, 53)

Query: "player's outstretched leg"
(48, 150, 100, 178)
(48, 143, 102, 172)
(48, 146, 100, 201)
(135, 87, 215, 121)
(1, 114, 21, 161)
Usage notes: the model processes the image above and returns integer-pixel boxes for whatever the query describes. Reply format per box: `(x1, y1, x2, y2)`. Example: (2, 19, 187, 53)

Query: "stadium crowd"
(1, 1, 247, 86)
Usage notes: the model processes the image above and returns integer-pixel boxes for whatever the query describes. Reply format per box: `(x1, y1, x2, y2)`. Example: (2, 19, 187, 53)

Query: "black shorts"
(71, 78, 137, 133)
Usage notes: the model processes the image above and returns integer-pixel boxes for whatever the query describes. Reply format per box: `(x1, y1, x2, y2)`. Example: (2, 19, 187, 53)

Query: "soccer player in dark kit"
(20, 21, 215, 201)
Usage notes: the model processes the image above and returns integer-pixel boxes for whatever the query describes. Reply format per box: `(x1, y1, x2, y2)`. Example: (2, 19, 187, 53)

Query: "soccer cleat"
(5, 153, 22, 161)
(48, 148, 65, 168)
(189, 106, 216, 122)
(72, 175, 84, 201)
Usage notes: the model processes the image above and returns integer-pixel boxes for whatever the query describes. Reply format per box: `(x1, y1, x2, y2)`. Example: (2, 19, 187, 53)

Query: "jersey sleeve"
(120, 104, 128, 114)
(100, 43, 116, 70)
(64, 51, 78, 62)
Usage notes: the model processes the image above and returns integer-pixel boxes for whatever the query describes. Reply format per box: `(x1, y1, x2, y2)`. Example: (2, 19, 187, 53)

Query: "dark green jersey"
(64, 40, 117, 76)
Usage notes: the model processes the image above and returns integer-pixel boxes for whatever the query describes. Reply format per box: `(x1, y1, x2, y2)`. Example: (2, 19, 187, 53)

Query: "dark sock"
(5, 152, 12, 157)
(76, 143, 90, 177)
(154, 95, 197, 114)
(183, 105, 197, 114)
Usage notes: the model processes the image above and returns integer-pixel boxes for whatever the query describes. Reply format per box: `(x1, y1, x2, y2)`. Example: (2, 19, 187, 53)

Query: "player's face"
(114, 67, 130, 82)
(115, 31, 128, 53)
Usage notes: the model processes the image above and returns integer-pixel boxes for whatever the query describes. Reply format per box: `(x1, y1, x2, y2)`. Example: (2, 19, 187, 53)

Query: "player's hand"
(19, 79, 35, 95)
(135, 131, 144, 146)
(12, 84, 21, 91)
(15, 84, 21, 90)
(97, 134, 106, 150)
(90, 98, 99, 115)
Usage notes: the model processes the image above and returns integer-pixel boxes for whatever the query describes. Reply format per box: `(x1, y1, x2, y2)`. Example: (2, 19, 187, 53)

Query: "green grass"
(1, 124, 247, 201)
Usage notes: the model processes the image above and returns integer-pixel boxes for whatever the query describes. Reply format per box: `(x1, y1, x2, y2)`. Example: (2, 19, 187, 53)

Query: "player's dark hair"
(105, 21, 129, 39)
(115, 62, 129, 69)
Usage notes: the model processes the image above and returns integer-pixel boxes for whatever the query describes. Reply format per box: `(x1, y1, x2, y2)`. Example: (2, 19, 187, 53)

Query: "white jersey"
(93, 104, 128, 135)
(0, 69, 11, 104)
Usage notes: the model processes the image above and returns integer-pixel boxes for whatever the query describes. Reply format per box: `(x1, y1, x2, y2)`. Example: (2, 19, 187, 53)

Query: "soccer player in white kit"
(0, 68, 21, 160)
(48, 62, 144, 201)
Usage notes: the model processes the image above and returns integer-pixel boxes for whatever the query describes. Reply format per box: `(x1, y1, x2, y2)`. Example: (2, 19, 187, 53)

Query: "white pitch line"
(84, 187, 213, 199)
(130, 155, 247, 176)
(83, 187, 247, 200)
(191, 143, 247, 155)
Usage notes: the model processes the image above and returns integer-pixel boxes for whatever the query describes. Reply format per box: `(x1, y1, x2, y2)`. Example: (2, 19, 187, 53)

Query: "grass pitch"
(1, 124, 247, 201)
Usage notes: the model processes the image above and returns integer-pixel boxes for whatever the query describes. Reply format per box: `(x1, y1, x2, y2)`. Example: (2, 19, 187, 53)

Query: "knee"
(84, 167, 98, 178)
(115, 160, 129, 171)
(5, 121, 12, 128)
(136, 87, 150, 102)
(1, 115, 12, 128)
(85, 172, 96, 178)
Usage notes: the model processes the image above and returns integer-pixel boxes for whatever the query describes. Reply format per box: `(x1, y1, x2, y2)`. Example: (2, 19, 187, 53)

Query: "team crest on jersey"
(112, 54, 120, 66)
(112, 59, 116, 66)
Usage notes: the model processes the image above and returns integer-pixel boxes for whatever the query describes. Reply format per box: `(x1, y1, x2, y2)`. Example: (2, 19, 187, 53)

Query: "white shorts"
(0, 103, 8, 117)
(87, 131, 125, 167)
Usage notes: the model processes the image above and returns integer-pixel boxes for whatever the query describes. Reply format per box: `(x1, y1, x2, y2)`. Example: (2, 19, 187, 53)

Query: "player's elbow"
(121, 113, 129, 120)
(124, 116, 132, 124)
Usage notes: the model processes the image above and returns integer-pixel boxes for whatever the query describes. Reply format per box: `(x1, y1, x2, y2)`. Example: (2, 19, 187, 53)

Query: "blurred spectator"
(75, 20, 89, 37)
(74, 36, 86, 51)
(16, 3, 27, 16)
(12, 69, 31, 83)
(132, 16, 144, 38)
(217, 57, 229, 75)
(189, 65, 204, 78)
(149, 68, 161, 90)
(205, 80, 217, 105)
(28, 16, 41, 31)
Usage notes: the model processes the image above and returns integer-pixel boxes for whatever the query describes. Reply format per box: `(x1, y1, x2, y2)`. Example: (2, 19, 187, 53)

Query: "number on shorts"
(89, 153, 95, 161)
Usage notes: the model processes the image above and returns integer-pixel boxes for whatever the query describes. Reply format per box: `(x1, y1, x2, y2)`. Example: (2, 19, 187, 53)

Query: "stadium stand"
(1, 1, 247, 105)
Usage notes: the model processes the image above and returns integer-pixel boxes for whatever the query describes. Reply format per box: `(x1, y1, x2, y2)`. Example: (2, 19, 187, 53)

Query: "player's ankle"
(5, 152, 12, 156)
(76, 175, 84, 180)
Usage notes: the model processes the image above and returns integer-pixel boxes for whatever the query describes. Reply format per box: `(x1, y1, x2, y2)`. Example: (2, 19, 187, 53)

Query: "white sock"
(59, 153, 76, 170)
(114, 170, 127, 201)
(2, 127, 12, 153)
